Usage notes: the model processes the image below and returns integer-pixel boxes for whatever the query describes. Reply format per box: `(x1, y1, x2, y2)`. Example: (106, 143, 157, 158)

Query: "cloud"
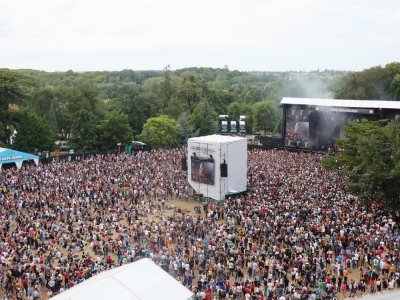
(0, 0, 399, 71)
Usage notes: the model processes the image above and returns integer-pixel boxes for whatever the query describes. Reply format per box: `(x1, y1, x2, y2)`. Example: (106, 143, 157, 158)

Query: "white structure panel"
(188, 135, 247, 201)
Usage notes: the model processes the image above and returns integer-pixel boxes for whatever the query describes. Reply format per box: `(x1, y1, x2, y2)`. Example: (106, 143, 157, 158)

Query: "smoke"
(297, 75, 335, 99)
(282, 71, 345, 99)
(310, 108, 348, 146)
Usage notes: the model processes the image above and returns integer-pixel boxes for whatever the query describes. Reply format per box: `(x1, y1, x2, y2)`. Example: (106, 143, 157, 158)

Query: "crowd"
(0, 147, 399, 300)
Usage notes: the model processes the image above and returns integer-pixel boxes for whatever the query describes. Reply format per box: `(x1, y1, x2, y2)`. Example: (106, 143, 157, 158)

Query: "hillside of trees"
(334, 62, 400, 100)
(0, 66, 345, 152)
(1, 62, 399, 152)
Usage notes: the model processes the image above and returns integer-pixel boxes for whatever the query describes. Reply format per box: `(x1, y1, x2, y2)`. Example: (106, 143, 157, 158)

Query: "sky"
(0, 0, 399, 72)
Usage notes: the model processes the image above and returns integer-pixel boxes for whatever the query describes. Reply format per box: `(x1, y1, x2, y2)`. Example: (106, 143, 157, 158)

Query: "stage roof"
(51, 258, 193, 300)
(281, 97, 400, 110)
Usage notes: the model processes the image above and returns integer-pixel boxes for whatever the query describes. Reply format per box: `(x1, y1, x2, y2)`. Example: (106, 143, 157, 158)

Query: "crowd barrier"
(39, 150, 120, 164)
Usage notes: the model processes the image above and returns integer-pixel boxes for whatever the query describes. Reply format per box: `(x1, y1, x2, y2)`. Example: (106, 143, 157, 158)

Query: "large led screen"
(191, 155, 215, 185)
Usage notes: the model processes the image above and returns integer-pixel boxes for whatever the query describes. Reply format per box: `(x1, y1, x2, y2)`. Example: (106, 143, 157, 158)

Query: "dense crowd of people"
(0, 147, 399, 300)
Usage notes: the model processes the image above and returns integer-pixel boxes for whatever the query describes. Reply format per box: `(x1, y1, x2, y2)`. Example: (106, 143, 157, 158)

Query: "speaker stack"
(220, 163, 228, 177)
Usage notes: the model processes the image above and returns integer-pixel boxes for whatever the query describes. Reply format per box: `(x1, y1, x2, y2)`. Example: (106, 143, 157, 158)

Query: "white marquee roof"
(51, 258, 193, 300)
(281, 97, 400, 110)
(355, 290, 400, 300)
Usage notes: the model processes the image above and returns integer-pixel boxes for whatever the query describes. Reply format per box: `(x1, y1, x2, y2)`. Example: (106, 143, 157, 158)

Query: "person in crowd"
(0, 148, 399, 300)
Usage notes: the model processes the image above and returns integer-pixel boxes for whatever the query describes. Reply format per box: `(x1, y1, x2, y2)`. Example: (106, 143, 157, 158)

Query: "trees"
(138, 115, 178, 148)
(391, 74, 400, 100)
(100, 111, 132, 150)
(176, 71, 206, 112)
(190, 100, 218, 136)
(323, 120, 400, 211)
(176, 112, 199, 144)
(334, 63, 400, 100)
(0, 70, 31, 144)
(206, 89, 235, 114)
(0, 121, 6, 146)
(13, 111, 54, 153)
(114, 84, 154, 136)
(0, 70, 30, 110)
(252, 101, 278, 133)
(386, 62, 400, 100)
(227, 101, 254, 133)
(161, 65, 173, 110)
(241, 85, 263, 103)
(70, 108, 99, 152)
(0, 67, 358, 149)
(228, 102, 243, 121)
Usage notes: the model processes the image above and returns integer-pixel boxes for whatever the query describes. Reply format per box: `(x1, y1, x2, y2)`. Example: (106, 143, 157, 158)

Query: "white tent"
(51, 258, 193, 300)
(355, 291, 400, 300)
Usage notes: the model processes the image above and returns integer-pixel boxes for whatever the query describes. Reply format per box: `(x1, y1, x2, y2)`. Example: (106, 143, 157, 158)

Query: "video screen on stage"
(285, 107, 311, 148)
(286, 107, 310, 138)
(191, 155, 215, 185)
(286, 121, 309, 139)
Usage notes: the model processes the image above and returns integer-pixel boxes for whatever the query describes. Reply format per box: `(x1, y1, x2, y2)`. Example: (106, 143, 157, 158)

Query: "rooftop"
(188, 134, 246, 143)
(281, 97, 400, 110)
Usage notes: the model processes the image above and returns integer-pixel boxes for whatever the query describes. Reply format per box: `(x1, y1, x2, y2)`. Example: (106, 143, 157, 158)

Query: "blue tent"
(0, 147, 39, 169)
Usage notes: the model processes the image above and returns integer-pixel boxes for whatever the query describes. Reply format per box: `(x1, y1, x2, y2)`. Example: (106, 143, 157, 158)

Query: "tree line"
(1, 63, 399, 152)
(0, 66, 345, 151)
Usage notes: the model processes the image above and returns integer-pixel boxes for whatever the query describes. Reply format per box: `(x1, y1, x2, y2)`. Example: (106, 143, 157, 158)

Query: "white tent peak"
(51, 258, 193, 300)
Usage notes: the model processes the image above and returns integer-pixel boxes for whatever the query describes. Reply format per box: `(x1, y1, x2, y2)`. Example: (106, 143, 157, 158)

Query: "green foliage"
(161, 65, 173, 110)
(0, 66, 368, 150)
(0, 121, 6, 146)
(386, 62, 400, 100)
(190, 100, 218, 136)
(227, 101, 254, 133)
(0, 70, 31, 110)
(390, 74, 400, 100)
(13, 110, 55, 153)
(176, 112, 199, 144)
(70, 107, 99, 152)
(206, 88, 235, 114)
(29, 86, 55, 119)
(252, 101, 278, 133)
(242, 85, 263, 103)
(138, 115, 178, 148)
(335, 63, 400, 100)
(165, 95, 189, 119)
(323, 120, 400, 211)
(47, 102, 58, 135)
(176, 71, 207, 112)
(100, 111, 133, 150)
(0, 109, 8, 145)
(0, 70, 33, 144)
(114, 85, 154, 136)
(228, 102, 243, 120)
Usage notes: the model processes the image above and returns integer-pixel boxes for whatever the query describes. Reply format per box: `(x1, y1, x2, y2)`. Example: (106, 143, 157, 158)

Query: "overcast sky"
(0, 0, 399, 72)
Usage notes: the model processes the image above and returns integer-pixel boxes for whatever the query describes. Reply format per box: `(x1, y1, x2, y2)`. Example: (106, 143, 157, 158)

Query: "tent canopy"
(51, 258, 193, 300)
(0, 147, 39, 169)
